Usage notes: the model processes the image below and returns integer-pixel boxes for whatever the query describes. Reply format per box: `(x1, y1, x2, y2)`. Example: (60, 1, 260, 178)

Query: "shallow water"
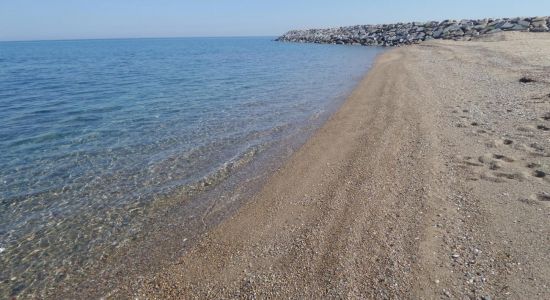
(0, 37, 382, 297)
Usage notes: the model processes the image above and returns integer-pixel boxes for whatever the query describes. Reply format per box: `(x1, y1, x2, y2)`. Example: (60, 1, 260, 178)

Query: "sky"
(1, 0, 549, 41)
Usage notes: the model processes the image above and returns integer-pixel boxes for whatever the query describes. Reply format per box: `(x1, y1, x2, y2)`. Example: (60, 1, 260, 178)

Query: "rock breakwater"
(276, 16, 550, 46)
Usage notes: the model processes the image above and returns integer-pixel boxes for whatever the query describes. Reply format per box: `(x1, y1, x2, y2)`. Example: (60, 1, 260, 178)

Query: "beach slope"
(133, 32, 550, 299)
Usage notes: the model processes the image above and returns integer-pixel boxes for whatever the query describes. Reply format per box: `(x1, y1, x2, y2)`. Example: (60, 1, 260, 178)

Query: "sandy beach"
(110, 32, 550, 299)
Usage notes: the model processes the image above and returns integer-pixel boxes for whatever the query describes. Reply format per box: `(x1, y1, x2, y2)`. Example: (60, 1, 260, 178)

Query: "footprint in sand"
(492, 172, 527, 181)
(533, 170, 547, 178)
(479, 153, 515, 164)
(476, 153, 534, 182)
(456, 155, 484, 167)
(519, 76, 536, 83)
(516, 125, 536, 133)
(519, 193, 550, 206)
(528, 143, 547, 156)
(458, 144, 549, 183)
(530, 143, 545, 151)
(536, 124, 550, 131)
(492, 154, 515, 163)
(487, 138, 514, 148)
(526, 162, 549, 179)
(537, 192, 550, 202)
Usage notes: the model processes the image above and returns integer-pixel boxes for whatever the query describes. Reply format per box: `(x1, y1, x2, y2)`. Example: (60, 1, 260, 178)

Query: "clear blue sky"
(1, 0, 549, 41)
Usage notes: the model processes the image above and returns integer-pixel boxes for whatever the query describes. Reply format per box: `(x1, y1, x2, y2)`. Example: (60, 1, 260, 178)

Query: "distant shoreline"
(277, 16, 550, 46)
(0, 35, 278, 43)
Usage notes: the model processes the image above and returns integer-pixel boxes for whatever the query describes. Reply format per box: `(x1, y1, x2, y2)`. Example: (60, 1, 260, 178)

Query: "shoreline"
(122, 42, 436, 298)
(1, 39, 383, 299)
(52, 32, 550, 298)
(39, 45, 382, 298)
(129, 32, 549, 298)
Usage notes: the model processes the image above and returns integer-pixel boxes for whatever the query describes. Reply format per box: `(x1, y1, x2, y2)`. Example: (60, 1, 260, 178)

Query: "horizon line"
(0, 34, 279, 43)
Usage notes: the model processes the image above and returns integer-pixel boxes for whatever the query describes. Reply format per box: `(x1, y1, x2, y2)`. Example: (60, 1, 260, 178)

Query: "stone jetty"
(276, 16, 550, 46)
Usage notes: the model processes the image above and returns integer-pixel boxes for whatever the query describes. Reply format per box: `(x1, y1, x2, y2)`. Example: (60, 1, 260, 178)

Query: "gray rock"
(501, 22, 515, 30)
(518, 20, 531, 27)
(473, 24, 487, 31)
(493, 21, 507, 29)
(433, 28, 444, 38)
(454, 29, 465, 36)
(462, 24, 473, 32)
(475, 19, 489, 26)
(444, 24, 461, 33)
(276, 16, 550, 47)
(532, 20, 547, 28)
(512, 24, 528, 31)
(532, 25, 549, 32)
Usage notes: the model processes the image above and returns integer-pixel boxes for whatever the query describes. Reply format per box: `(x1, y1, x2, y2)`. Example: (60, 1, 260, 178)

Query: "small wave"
(185, 145, 263, 194)
(8, 131, 71, 147)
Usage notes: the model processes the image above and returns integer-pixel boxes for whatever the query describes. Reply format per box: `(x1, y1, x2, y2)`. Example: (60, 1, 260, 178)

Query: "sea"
(0, 37, 382, 297)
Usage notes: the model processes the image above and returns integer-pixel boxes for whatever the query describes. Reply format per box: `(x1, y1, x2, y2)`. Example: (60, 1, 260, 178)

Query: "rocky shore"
(276, 16, 550, 46)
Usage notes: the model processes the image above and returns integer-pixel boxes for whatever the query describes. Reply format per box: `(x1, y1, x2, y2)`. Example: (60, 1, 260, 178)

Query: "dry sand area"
(123, 32, 549, 299)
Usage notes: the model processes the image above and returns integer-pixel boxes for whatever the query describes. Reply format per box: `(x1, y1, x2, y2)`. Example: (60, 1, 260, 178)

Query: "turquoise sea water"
(0, 37, 382, 297)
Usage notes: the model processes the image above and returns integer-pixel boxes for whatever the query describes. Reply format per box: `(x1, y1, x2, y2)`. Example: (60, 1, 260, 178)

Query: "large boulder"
(443, 24, 461, 33)
(518, 20, 531, 27)
(532, 20, 547, 27)
(432, 28, 444, 38)
(512, 24, 528, 31)
(501, 22, 515, 30)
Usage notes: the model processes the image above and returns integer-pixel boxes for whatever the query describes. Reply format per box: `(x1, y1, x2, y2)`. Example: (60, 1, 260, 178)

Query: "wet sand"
(118, 32, 550, 299)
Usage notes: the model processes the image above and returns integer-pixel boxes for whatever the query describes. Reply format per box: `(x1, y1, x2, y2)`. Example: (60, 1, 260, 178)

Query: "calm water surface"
(0, 37, 382, 297)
